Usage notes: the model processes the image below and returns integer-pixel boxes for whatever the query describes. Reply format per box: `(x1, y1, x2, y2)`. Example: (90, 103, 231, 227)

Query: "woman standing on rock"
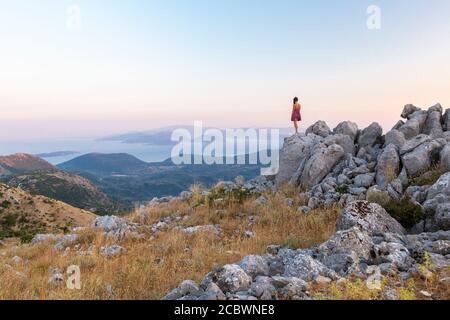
(291, 97, 302, 134)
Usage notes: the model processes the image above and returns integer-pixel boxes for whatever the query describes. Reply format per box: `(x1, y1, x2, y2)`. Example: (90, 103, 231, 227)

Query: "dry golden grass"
(0, 188, 339, 300)
(309, 267, 450, 300)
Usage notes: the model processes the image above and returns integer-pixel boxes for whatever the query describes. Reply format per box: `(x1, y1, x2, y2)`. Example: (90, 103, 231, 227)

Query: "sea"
(0, 137, 173, 165)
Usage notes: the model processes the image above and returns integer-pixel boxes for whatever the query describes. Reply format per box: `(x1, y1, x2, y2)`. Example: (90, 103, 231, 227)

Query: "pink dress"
(291, 107, 301, 122)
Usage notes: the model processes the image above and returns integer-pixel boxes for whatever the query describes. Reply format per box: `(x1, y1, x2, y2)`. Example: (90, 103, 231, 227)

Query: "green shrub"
(206, 187, 254, 206)
(384, 198, 424, 229)
(336, 184, 349, 194)
(1, 200, 11, 209)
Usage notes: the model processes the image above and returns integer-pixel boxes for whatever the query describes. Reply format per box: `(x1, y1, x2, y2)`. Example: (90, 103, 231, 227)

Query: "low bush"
(384, 198, 424, 229)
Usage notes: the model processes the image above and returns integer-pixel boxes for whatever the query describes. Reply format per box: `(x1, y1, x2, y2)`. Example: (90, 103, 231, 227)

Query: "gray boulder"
(275, 134, 322, 186)
(239, 255, 270, 279)
(299, 144, 345, 188)
(336, 201, 405, 235)
(163, 280, 202, 300)
(421, 173, 450, 231)
(440, 143, 450, 170)
(305, 121, 331, 138)
(354, 173, 375, 188)
(401, 104, 420, 119)
(400, 134, 432, 155)
(435, 203, 450, 231)
(402, 139, 445, 177)
(398, 110, 428, 139)
(282, 252, 336, 281)
(376, 144, 400, 189)
(211, 264, 252, 293)
(323, 134, 355, 155)
(384, 129, 406, 149)
(250, 276, 276, 300)
(371, 241, 414, 272)
(333, 121, 359, 142)
(444, 109, 450, 131)
(358, 122, 383, 148)
(423, 104, 444, 138)
(318, 227, 374, 274)
(100, 245, 126, 258)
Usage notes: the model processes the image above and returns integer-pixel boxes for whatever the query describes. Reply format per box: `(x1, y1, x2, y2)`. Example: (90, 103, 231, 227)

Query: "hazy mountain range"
(0, 152, 262, 212)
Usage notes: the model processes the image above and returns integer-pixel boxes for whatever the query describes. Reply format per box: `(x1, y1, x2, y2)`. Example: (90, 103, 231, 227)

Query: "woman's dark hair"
(293, 97, 299, 104)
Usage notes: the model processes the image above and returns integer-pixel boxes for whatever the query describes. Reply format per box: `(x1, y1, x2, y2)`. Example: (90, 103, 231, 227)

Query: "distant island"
(36, 151, 79, 158)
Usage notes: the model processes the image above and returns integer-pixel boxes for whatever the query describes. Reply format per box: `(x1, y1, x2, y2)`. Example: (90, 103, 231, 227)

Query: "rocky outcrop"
(273, 104, 449, 213)
(165, 201, 449, 300)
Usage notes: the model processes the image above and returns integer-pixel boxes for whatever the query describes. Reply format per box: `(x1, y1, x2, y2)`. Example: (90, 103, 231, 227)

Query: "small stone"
(314, 275, 332, 285)
(420, 290, 432, 298)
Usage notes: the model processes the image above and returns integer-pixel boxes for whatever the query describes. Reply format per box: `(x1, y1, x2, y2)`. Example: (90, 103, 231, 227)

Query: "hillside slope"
(0, 183, 95, 242)
(0, 153, 57, 174)
(0, 153, 118, 214)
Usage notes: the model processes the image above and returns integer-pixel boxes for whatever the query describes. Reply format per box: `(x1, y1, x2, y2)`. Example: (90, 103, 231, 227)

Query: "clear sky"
(1, 0, 450, 139)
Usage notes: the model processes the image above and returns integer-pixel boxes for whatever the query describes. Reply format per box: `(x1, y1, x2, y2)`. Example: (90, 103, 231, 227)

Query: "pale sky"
(1, 0, 450, 140)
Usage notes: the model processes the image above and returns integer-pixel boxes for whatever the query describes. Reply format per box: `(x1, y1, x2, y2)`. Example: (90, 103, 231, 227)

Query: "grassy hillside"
(0, 184, 95, 242)
(2, 172, 119, 215)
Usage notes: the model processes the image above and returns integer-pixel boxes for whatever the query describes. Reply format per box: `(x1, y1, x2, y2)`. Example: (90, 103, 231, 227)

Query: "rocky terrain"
(0, 104, 449, 300)
(164, 103, 450, 300)
(275, 103, 450, 232)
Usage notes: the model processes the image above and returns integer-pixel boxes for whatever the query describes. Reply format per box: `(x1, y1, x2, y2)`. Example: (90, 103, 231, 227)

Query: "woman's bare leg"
(294, 121, 298, 134)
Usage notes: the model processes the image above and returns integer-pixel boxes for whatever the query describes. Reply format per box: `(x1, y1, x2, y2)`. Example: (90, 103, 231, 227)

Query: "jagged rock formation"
(275, 104, 449, 232)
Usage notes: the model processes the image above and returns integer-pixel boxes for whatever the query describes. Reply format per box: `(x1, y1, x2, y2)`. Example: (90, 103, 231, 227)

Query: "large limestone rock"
(401, 104, 420, 119)
(357, 122, 382, 148)
(211, 264, 252, 293)
(299, 144, 345, 188)
(398, 110, 428, 139)
(376, 144, 400, 189)
(401, 139, 445, 177)
(305, 121, 331, 138)
(333, 121, 359, 142)
(400, 134, 432, 155)
(444, 109, 450, 131)
(423, 172, 450, 231)
(336, 201, 405, 235)
(441, 143, 450, 171)
(239, 256, 270, 279)
(384, 129, 406, 149)
(275, 134, 322, 186)
(323, 134, 355, 155)
(318, 227, 374, 274)
(282, 252, 336, 281)
(423, 104, 444, 138)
